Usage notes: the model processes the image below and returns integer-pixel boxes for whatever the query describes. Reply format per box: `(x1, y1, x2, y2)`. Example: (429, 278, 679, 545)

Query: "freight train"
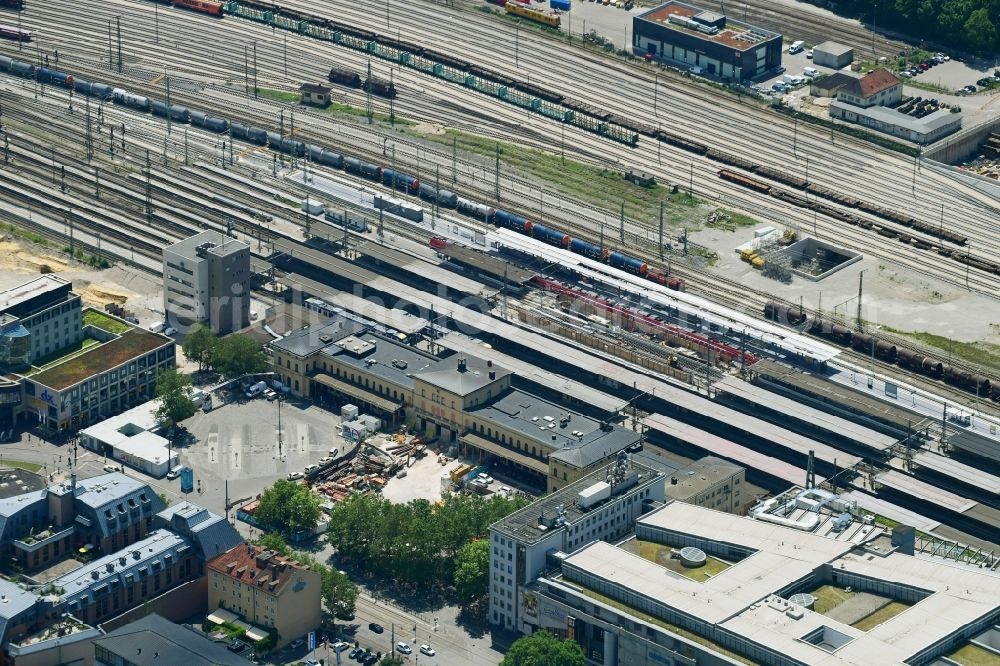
(765, 301, 999, 403)
(0, 24, 30, 43)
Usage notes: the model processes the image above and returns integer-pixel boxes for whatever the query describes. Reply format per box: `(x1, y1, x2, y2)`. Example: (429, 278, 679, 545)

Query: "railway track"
(4, 61, 997, 408)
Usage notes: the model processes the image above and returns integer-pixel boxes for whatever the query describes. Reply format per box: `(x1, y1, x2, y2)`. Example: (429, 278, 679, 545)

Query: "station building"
(633, 1, 782, 80)
(269, 314, 642, 491)
(512, 498, 1000, 665)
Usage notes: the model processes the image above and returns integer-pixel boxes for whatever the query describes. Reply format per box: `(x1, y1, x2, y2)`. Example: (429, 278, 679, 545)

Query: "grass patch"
(706, 209, 759, 231)
(633, 541, 731, 582)
(0, 459, 42, 472)
(83, 310, 130, 334)
(256, 87, 302, 104)
(947, 643, 1000, 666)
(881, 327, 1000, 373)
(3, 223, 49, 246)
(851, 601, 911, 631)
(31, 338, 103, 371)
(808, 584, 857, 615)
(576, 584, 754, 665)
(402, 127, 705, 228)
(326, 101, 413, 126)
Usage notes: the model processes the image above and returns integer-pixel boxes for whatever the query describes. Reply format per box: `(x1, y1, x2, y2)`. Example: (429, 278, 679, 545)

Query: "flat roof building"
(93, 613, 255, 666)
(489, 454, 666, 633)
(526, 500, 1000, 666)
(812, 41, 854, 69)
(831, 101, 962, 145)
(634, 1, 782, 80)
(163, 230, 250, 334)
(79, 400, 176, 478)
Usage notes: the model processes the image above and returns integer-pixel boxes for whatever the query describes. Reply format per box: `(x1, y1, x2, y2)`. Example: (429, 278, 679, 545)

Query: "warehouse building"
(633, 1, 782, 80)
(521, 500, 1000, 665)
(830, 102, 962, 145)
(812, 41, 854, 69)
(163, 230, 250, 334)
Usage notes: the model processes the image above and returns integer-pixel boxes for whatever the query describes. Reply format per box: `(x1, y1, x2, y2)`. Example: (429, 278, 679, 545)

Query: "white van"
(245, 381, 267, 398)
(803, 67, 819, 78)
(788, 40, 805, 54)
(148, 321, 165, 333)
(783, 73, 805, 86)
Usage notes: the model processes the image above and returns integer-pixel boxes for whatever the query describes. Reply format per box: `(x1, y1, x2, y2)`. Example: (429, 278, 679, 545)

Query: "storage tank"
(608, 251, 648, 275)
(789, 593, 816, 610)
(569, 238, 607, 260)
(532, 223, 570, 248)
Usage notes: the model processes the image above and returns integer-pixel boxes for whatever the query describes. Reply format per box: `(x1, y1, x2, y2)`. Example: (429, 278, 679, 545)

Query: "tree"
(255, 480, 323, 535)
(210, 333, 269, 378)
(453, 539, 490, 604)
(155, 370, 197, 431)
(501, 631, 585, 666)
(965, 7, 999, 53)
(322, 567, 359, 620)
(256, 532, 290, 556)
(182, 323, 219, 371)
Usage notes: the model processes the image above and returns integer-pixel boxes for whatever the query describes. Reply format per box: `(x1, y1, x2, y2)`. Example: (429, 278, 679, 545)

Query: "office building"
(524, 500, 1000, 665)
(633, 1, 782, 80)
(163, 230, 250, 334)
(206, 544, 322, 649)
(0, 275, 81, 369)
(488, 455, 665, 632)
(663, 456, 746, 514)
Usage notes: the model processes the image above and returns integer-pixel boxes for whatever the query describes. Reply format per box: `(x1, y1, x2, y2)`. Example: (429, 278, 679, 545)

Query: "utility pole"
(184, 128, 189, 165)
(305, 194, 311, 238)
(155, 2, 159, 43)
(145, 148, 153, 223)
(85, 94, 93, 161)
(253, 42, 258, 98)
(495, 143, 501, 202)
(108, 20, 113, 68)
(433, 165, 440, 229)
(620, 200, 625, 242)
(451, 135, 457, 183)
(165, 71, 171, 135)
(658, 201, 664, 259)
(855, 269, 865, 331)
(283, 32, 287, 76)
(365, 60, 373, 124)
(389, 69, 395, 126)
(244, 46, 249, 96)
(116, 16, 123, 73)
(688, 163, 694, 198)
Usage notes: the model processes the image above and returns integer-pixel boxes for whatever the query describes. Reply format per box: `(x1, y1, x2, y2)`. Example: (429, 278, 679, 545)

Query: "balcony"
(14, 526, 75, 553)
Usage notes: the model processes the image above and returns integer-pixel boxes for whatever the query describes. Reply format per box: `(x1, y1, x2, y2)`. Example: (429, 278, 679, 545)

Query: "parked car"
(479, 474, 494, 484)
(289, 638, 304, 650)
(803, 67, 818, 78)
(287, 471, 304, 480)
(349, 648, 362, 659)
(688, 65, 704, 75)
(318, 456, 334, 466)
(166, 465, 186, 480)
(103, 464, 119, 473)
(772, 82, 788, 92)
(363, 655, 378, 666)
(806, 49, 814, 59)
(900, 71, 912, 78)
(304, 464, 320, 474)
(397, 642, 412, 655)
(420, 644, 436, 656)
(264, 389, 278, 401)
(163, 326, 177, 336)
(369, 623, 384, 634)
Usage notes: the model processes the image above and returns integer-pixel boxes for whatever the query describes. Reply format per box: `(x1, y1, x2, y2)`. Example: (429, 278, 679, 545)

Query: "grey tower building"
(162, 231, 250, 334)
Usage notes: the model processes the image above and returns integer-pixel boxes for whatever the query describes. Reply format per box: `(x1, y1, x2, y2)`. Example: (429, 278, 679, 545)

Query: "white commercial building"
(488, 454, 666, 633)
(526, 500, 1000, 665)
(78, 400, 177, 477)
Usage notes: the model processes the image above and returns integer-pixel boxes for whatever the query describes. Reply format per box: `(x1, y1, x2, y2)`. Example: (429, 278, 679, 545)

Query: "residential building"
(633, 1, 782, 80)
(56, 529, 201, 627)
(298, 83, 332, 107)
(79, 400, 176, 478)
(93, 613, 255, 666)
(524, 499, 1000, 666)
(0, 578, 49, 664)
(812, 41, 854, 69)
(153, 501, 244, 561)
(0, 276, 82, 368)
(830, 102, 962, 144)
(0, 473, 166, 573)
(834, 67, 902, 107)
(206, 544, 322, 649)
(163, 230, 250, 334)
(488, 455, 665, 633)
(663, 456, 746, 514)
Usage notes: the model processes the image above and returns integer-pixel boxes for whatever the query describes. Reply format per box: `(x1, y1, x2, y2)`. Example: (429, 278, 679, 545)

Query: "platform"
(355, 241, 490, 296)
(716, 375, 899, 453)
(438, 244, 536, 285)
(911, 451, 1000, 496)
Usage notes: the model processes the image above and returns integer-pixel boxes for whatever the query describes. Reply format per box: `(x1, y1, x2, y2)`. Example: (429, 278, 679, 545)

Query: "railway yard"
(1, 0, 1000, 664)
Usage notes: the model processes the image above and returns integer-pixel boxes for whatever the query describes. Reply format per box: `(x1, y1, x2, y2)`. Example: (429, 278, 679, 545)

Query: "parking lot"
(175, 390, 346, 516)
